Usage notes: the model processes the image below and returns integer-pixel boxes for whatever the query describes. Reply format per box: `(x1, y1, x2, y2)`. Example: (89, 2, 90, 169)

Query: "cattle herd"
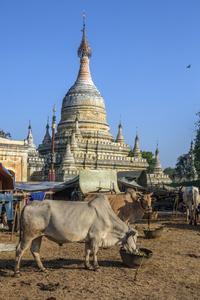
(13, 186, 200, 277)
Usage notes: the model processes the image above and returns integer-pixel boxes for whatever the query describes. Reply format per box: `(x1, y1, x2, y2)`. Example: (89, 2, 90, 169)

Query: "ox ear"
(151, 197, 157, 202)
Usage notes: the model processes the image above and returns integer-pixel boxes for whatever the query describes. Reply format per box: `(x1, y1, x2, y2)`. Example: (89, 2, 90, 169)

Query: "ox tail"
(19, 205, 25, 243)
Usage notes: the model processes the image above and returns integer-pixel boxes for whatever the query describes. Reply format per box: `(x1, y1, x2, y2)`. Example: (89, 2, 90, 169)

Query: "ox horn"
(126, 230, 137, 239)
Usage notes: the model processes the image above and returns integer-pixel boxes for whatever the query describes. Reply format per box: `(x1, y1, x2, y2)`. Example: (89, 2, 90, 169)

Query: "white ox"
(183, 186, 200, 225)
(14, 194, 138, 276)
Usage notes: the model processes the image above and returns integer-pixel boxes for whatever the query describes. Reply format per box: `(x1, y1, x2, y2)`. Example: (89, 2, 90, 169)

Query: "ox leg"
(186, 208, 189, 223)
(14, 236, 33, 276)
(93, 249, 100, 271)
(194, 209, 197, 226)
(91, 239, 100, 271)
(189, 205, 193, 225)
(30, 236, 46, 272)
(84, 241, 92, 270)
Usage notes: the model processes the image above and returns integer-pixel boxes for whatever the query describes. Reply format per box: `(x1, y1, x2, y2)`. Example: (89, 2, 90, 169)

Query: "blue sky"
(0, 0, 200, 169)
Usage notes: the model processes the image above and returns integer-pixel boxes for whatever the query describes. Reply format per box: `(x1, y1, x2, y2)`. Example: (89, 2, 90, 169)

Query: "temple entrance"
(7, 169, 15, 181)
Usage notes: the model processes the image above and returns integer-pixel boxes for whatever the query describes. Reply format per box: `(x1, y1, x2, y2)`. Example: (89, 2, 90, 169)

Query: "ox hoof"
(85, 266, 93, 270)
(40, 268, 47, 273)
(94, 268, 101, 272)
(13, 272, 20, 278)
(84, 263, 93, 270)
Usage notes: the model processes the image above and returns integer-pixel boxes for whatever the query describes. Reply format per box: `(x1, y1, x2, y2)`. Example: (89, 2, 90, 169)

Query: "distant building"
(0, 123, 44, 182)
(147, 145, 172, 187)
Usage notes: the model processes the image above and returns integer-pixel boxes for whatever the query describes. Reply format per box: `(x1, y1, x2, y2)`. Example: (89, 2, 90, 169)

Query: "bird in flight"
(186, 64, 191, 68)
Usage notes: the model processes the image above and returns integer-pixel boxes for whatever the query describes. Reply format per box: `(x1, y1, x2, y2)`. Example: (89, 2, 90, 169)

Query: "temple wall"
(0, 153, 27, 182)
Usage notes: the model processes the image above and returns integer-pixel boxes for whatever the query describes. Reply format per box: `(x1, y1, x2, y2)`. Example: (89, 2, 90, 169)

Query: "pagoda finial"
(119, 114, 122, 127)
(83, 10, 86, 28)
(52, 105, 56, 129)
(46, 116, 50, 131)
(77, 12, 92, 58)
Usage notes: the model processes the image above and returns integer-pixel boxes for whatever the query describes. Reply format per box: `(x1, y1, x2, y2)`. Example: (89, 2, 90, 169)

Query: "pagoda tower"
(42, 119, 51, 145)
(26, 121, 36, 149)
(151, 144, 164, 174)
(37, 15, 149, 181)
(115, 122, 125, 144)
(132, 134, 142, 159)
(56, 15, 113, 142)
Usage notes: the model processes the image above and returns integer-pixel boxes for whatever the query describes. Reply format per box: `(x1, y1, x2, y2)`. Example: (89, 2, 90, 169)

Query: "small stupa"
(151, 143, 164, 174)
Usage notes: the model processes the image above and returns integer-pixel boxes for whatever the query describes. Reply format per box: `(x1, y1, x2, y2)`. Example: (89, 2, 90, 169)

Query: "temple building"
(0, 16, 171, 186)
(33, 17, 149, 182)
(147, 145, 172, 186)
(0, 123, 44, 182)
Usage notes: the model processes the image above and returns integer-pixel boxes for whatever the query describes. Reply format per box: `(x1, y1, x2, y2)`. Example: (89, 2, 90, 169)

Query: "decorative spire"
(115, 121, 125, 144)
(77, 12, 92, 59)
(74, 116, 82, 137)
(61, 139, 77, 170)
(75, 14, 93, 85)
(71, 130, 79, 151)
(190, 140, 194, 152)
(52, 105, 56, 130)
(132, 131, 141, 158)
(151, 142, 163, 174)
(26, 121, 36, 148)
(42, 117, 51, 144)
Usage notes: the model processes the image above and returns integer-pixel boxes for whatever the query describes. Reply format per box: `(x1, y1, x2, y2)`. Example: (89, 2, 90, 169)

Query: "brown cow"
(84, 188, 153, 224)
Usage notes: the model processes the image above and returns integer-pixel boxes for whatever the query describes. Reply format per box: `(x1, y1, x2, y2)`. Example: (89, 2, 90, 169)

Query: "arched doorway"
(7, 169, 15, 181)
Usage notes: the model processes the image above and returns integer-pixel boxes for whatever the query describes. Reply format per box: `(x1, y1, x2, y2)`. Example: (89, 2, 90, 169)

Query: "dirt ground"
(0, 214, 200, 300)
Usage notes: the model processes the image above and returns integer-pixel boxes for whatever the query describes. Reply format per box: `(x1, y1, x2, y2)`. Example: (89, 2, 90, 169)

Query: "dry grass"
(0, 214, 200, 300)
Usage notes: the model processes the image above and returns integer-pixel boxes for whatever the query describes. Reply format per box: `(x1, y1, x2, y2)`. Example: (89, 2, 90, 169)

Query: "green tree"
(141, 151, 155, 173)
(141, 151, 154, 165)
(128, 145, 133, 157)
(175, 153, 196, 181)
(0, 129, 11, 139)
(164, 167, 175, 181)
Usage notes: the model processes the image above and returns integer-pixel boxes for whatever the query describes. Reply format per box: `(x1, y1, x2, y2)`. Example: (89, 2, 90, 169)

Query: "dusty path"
(0, 215, 200, 300)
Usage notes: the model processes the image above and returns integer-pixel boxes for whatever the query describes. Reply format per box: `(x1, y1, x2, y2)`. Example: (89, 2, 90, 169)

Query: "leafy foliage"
(128, 149, 155, 172)
(164, 167, 175, 181)
(175, 153, 196, 181)
(0, 129, 11, 139)
(141, 151, 155, 173)
(141, 151, 154, 165)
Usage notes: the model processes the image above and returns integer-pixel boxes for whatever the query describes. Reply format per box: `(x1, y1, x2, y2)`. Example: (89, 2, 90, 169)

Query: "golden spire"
(77, 12, 92, 58)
